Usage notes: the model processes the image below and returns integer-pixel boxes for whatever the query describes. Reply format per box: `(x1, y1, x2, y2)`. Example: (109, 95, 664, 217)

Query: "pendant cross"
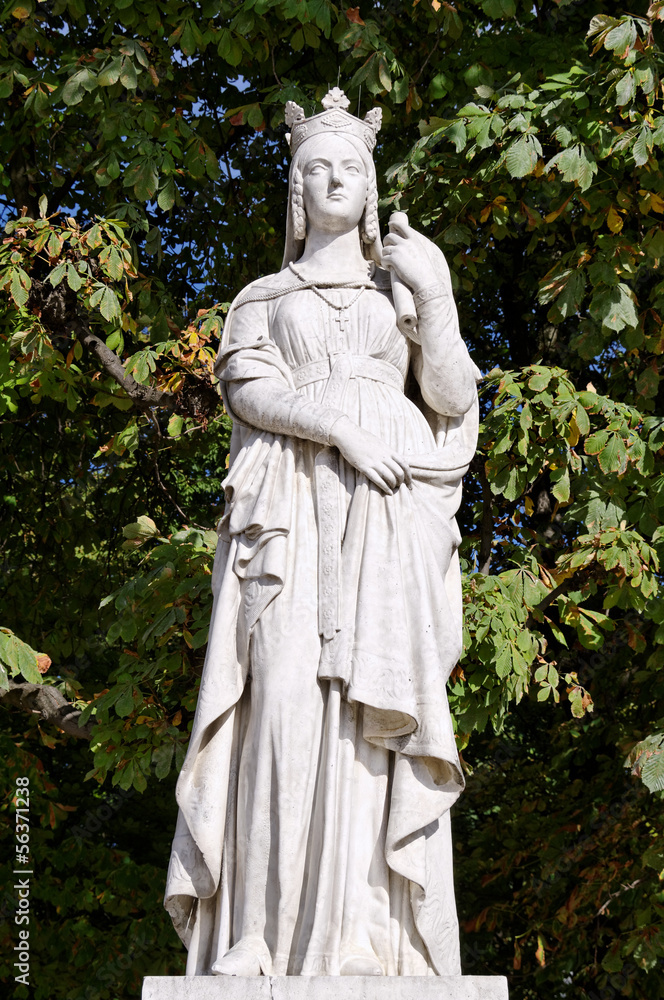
(333, 309, 349, 341)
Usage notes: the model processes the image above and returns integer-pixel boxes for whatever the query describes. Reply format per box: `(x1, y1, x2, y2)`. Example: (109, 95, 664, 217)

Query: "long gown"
(164, 264, 479, 977)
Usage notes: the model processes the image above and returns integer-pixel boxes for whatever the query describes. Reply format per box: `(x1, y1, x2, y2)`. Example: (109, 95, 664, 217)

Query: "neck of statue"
(297, 227, 369, 281)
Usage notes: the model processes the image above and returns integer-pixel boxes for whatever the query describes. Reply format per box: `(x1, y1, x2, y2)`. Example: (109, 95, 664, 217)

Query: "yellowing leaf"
(544, 193, 573, 223)
(566, 415, 580, 447)
(607, 205, 623, 233)
(640, 189, 664, 214)
(37, 654, 51, 674)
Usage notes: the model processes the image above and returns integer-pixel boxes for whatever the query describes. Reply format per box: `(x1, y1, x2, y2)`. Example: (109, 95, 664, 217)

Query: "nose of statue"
(330, 174, 342, 189)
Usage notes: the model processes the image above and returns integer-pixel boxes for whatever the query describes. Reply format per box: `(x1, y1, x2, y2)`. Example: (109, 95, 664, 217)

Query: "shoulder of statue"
(231, 272, 288, 310)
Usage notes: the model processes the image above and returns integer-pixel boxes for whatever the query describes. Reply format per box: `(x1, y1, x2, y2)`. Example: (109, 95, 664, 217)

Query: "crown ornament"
(284, 88, 382, 154)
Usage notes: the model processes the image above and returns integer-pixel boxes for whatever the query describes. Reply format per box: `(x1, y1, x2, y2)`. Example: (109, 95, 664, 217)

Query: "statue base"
(142, 977, 508, 1000)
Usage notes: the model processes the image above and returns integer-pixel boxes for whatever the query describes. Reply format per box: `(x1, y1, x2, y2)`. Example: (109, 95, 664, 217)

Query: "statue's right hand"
(330, 417, 412, 493)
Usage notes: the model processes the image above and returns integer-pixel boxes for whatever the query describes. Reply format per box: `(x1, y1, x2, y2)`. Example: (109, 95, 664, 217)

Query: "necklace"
(288, 263, 367, 341)
(289, 262, 367, 322)
(309, 283, 365, 311)
(288, 261, 373, 289)
(311, 284, 365, 340)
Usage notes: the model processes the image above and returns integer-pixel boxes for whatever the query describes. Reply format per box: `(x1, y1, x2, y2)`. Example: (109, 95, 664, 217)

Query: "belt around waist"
(291, 354, 405, 392)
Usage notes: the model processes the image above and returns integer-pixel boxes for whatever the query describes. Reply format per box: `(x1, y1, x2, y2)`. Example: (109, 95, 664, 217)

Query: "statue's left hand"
(382, 214, 451, 295)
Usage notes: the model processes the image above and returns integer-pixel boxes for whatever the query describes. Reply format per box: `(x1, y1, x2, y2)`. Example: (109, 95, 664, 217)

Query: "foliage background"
(0, 1, 663, 998)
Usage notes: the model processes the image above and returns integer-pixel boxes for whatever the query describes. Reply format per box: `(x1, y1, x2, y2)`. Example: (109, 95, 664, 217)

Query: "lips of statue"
(301, 135, 368, 236)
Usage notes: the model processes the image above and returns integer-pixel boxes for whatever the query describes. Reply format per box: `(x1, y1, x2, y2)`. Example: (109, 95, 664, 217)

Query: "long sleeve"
(410, 283, 478, 417)
(216, 294, 347, 446)
(226, 378, 346, 446)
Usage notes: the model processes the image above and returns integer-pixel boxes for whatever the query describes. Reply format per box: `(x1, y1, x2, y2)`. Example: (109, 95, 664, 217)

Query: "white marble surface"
(164, 87, 481, 979)
(143, 977, 509, 1000)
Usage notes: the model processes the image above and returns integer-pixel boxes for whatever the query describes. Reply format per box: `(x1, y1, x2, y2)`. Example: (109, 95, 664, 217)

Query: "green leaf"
(49, 262, 67, 287)
(116, 760, 135, 790)
(604, 18, 637, 54)
(445, 121, 467, 152)
(125, 159, 159, 202)
(145, 227, 161, 256)
(642, 842, 664, 871)
(66, 263, 83, 291)
(10, 269, 30, 308)
(157, 177, 176, 211)
(190, 627, 209, 649)
(122, 515, 159, 541)
(217, 29, 243, 66)
(98, 57, 122, 87)
(590, 283, 638, 332)
(585, 429, 608, 455)
(246, 105, 264, 130)
(99, 287, 120, 322)
(628, 733, 664, 793)
(119, 57, 137, 90)
(575, 405, 591, 437)
(62, 72, 84, 106)
(633, 126, 652, 167)
(482, 0, 516, 17)
(167, 414, 184, 437)
(547, 145, 597, 191)
(115, 686, 135, 718)
(505, 134, 541, 178)
(528, 369, 551, 391)
(636, 365, 659, 399)
(180, 20, 198, 57)
(152, 742, 174, 780)
(549, 271, 585, 321)
(104, 247, 123, 282)
(598, 433, 628, 476)
(551, 468, 570, 503)
(0, 629, 42, 684)
(615, 71, 635, 106)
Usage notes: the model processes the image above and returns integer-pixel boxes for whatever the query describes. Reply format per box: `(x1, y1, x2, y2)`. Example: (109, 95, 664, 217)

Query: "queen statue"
(164, 87, 480, 980)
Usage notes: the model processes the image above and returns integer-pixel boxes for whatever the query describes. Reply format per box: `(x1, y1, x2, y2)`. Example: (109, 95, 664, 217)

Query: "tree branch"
(413, 35, 441, 85)
(74, 321, 176, 410)
(0, 680, 94, 740)
(525, 580, 571, 630)
(9, 146, 40, 219)
(478, 460, 493, 575)
(149, 411, 190, 522)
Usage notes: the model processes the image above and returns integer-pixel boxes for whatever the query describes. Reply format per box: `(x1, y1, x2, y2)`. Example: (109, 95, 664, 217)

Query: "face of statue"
(301, 135, 368, 236)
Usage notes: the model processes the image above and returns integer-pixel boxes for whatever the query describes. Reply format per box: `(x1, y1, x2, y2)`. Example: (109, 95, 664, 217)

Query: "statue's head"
(281, 89, 382, 268)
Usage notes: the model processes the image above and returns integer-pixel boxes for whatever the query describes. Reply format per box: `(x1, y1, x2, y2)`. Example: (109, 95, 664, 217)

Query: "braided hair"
(290, 163, 307, 242)
(360, 172, 379, 246)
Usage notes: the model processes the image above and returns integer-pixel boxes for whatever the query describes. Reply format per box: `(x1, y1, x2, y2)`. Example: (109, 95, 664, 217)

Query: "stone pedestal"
(142, 977, 508, 1000)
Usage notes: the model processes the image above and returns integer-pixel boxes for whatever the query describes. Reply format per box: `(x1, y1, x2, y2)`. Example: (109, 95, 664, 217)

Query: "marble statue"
(164, 87, 481, 980)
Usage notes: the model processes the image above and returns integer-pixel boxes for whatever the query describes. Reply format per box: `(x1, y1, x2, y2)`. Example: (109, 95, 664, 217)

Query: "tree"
(0, 1, 662, 998)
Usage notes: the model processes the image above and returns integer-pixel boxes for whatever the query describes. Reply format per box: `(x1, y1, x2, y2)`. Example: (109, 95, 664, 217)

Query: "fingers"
(396, 456, 413, 489)
(366, 456, 413, 493)
(388, 213, 411, 239)
(376, 463, 399, 489)
(364, 468, 395, 493)
(381, 238, 401, 274)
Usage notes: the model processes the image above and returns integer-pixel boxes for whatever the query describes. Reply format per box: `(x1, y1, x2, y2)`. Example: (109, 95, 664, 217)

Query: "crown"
(284, 88, 382, 154)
